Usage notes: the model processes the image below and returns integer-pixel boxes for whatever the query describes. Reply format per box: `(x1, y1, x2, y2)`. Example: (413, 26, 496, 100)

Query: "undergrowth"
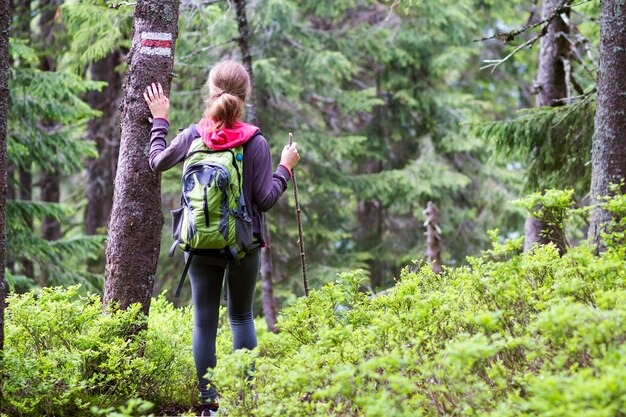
(2, 190, 625, 416)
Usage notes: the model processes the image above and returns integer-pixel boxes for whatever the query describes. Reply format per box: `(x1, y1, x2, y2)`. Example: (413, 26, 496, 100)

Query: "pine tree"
(588, 0, 626, 248)
(38, 0, 63, 287)
(103, 0, 180, 315)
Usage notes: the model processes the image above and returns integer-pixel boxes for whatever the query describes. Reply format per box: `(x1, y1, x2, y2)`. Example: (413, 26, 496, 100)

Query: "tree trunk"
(103, 0, 179, 315)
(86, 50, 122, 236)
(1, 0, 11, 359)
(13, 0, 33, 279)
(260, 223, 278, 333)
(38, 0, 61, 243)
(524, 0, 569, 253)
(233, 0, 279, 332)
(19, 167, 34, 278)
(234, 0, 256, 123)
(357, 69, 385, 288)
(588, 0, 626, 249)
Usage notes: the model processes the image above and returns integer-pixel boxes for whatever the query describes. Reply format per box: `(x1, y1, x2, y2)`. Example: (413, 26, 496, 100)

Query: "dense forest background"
(4, 0, 601, 304)
(2, 0, 626, 414)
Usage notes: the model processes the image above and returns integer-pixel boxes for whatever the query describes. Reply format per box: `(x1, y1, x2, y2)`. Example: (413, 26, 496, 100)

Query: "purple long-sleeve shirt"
(148, 118, 291, 244)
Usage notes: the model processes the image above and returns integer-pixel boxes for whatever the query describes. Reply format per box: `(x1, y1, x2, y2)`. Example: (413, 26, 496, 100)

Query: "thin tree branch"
(474, 0, 589, 44)
(480, 31, 544, 73)
(108, 1, 136, 9)
(177, 37, 240, 61)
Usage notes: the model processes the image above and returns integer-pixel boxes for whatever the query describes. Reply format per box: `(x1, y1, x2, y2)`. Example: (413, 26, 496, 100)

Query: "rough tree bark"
(38, 0, 62, 243)
(234, 0, 278, 333)
(1, 0, 11, 358)
(524, 0, 569, 254)
(104, 0, 179, 315)
(423, 201, 442, 274)
(86, 50, 122, 235)
(588, 0, 626, 249)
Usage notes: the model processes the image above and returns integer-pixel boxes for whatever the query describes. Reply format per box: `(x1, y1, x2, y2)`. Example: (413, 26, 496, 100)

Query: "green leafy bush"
(2, 289, 196, 416)
(209, 239, 625, 417)
(3, 193, 626, 417)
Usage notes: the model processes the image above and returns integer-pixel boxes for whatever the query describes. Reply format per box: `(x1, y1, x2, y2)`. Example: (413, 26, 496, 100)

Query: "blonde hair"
(203, 61, 251, 130)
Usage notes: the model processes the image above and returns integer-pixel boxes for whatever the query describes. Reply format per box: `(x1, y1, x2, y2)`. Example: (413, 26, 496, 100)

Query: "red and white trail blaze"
(139, 32, 173, 56)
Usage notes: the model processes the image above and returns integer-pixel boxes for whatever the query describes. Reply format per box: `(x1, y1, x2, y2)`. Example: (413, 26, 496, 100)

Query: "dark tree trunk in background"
(15, 0, 33, 279)
(356, 175, 383, 287)
(357, 69, 385, 288)
(86, 50, 122, 235)
(260, 223, 278, 333)
(234, 0, 278, 332)
(38, 0, 61, 244)
(524, 0, 569, 253)
(19, 168, 34, 278)
(588, 0, 626, 249)
(104, 0, 179, 315)
(1, 0, 11, 359)
(234, 0, 257, 123)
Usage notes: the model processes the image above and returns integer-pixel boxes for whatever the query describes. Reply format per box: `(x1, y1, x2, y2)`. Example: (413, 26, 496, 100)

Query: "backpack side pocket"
(171, 206, 184, 241)
(235, 213, 254, 254)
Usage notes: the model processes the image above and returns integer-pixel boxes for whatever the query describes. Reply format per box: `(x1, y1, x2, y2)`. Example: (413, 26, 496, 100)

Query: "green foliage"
(7, 30, 106, 290)
(515, 188, 576, 238)
(90, 399, 155, 417)
(473, 95, 596, 194)
(60, 0, 132, 72)
(208, 227, 626, 416)
(8, 41, 102, 172)
(5, 195, 626, 416)
(2, 288, 196, 417)
(598, 182, 626, 254)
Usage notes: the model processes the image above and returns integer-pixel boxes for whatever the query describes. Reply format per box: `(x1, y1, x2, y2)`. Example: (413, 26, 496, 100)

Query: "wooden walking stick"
(289, 132, 309, 296)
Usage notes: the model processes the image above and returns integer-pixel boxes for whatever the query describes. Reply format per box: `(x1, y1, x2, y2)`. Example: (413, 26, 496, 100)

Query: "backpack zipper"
(185, 149, 242, 186)
(203, 185, 209, 227)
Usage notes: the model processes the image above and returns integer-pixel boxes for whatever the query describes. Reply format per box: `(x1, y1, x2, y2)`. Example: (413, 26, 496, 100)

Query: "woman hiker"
(144, 60, 300, 416)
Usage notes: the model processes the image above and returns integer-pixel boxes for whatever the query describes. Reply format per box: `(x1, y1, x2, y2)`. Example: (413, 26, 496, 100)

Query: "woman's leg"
(227, 250, 261, 351)
(188, 255, 225, 404)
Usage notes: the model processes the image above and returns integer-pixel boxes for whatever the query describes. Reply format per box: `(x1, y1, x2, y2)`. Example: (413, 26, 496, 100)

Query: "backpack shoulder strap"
(190, 124, 200, 139)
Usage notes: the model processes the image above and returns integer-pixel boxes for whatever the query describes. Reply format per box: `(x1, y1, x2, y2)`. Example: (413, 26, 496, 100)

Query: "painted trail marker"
(140, 32, 173, 56)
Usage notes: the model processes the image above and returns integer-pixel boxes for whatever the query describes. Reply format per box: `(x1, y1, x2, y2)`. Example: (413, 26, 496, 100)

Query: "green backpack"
(169, 125, 258, 297)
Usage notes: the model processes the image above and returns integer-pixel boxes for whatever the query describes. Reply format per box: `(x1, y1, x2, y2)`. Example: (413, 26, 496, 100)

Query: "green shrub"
(3, 191, 626, 416)
(206, 193, 626, 416)
(2, 289, 196, 416)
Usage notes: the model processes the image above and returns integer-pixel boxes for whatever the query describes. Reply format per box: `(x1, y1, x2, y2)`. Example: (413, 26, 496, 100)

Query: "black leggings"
(187, 250, 260, 403)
